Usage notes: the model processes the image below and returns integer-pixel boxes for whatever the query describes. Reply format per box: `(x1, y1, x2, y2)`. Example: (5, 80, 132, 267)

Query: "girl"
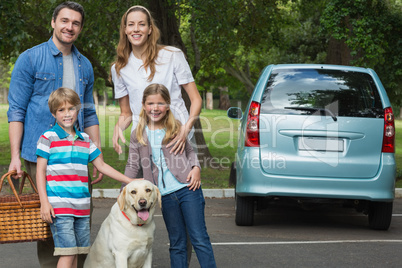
(111, 5, 202, 156)
(124, 84, 216, 268)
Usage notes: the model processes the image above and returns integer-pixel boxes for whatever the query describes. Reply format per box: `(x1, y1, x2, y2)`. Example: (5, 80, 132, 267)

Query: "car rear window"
(260, 68, 383, 118)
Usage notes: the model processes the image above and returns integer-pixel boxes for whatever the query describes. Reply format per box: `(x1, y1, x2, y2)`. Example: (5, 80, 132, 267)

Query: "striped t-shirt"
(36, 123, 101, 217)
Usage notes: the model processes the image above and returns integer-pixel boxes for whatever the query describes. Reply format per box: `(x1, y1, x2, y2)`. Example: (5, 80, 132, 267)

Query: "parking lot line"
(212, 240, 402, 246)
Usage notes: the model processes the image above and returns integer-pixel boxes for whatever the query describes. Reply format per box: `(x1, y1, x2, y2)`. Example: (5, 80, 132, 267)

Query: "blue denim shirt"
(7, 37, 99, 162)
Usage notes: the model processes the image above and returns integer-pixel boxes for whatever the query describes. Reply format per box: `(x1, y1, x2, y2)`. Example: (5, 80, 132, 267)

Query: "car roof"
(267, 64, 372, 73)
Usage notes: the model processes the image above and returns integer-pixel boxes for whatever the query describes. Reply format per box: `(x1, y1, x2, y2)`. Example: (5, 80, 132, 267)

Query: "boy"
(36, 87, 133, 268)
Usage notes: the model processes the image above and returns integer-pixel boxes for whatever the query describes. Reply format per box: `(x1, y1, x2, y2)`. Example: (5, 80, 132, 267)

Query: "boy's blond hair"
(48, 87, 81, 114)
(136, 83, 181, 145)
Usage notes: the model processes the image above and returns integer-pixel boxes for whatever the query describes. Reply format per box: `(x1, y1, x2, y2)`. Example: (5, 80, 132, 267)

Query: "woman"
(111, 5, 202, 155)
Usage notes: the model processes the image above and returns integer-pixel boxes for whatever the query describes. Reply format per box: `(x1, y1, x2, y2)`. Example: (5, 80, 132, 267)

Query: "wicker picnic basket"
(0, 171, 51, 244)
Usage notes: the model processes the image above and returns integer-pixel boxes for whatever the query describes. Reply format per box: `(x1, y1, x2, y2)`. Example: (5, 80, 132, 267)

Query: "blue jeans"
(161, 187, 216, 268)
(50, 216, 90, 256)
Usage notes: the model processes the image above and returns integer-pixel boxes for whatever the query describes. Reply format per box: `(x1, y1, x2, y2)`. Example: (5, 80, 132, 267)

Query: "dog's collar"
(121, 211, 144, 227)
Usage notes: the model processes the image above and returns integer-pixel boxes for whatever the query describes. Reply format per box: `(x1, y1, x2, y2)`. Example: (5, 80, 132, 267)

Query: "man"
(7, 2, 102, 267)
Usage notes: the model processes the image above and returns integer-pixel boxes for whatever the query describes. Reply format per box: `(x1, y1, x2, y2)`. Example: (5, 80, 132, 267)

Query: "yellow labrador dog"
(84, 180, 161, 268)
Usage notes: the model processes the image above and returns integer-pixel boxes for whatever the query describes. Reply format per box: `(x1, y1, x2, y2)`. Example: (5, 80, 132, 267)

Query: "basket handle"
(0, 171, 38, 209)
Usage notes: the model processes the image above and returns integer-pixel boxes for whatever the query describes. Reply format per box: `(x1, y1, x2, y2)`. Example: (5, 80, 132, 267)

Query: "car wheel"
(229, 162, 236, 187)
(368, 201, 393, 230)
(235, 193, 254, 226)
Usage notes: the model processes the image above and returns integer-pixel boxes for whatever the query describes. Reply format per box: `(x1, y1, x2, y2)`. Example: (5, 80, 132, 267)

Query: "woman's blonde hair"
(48, 87, 81, 115)
(114, 5, 164, 81)
(136, 84, 181, 145)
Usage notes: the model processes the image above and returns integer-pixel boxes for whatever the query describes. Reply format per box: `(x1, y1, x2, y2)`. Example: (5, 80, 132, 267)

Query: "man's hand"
(8, 157, 23, 179)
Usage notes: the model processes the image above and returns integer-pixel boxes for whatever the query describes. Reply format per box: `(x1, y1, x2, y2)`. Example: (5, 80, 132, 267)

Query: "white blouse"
(111, 47, 195, 138)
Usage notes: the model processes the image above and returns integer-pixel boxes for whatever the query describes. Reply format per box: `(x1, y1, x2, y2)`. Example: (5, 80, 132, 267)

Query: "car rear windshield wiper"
(284, 107, 338, 121)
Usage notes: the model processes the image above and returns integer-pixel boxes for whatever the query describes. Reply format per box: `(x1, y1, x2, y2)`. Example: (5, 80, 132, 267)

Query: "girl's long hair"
(114, 5, 164, 81)
(136, 84, 181, 145)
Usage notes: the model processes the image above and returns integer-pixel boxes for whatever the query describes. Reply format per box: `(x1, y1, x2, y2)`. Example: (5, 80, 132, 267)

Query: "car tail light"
(382, 107, 395, 153)
(245, 101, 260, 147)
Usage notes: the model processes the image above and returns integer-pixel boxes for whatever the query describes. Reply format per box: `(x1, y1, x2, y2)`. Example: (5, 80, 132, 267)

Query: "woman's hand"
(167, 125, 190, 155)
(187, 166, 201, 191)
(113, 123, 126, 155)
(113, 96, 133, 154)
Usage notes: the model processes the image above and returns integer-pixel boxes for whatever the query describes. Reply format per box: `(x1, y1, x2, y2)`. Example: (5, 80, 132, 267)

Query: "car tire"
(368, 201, 393, 230)
(235, 193, 254, 226)
(229, 162, 236, 187)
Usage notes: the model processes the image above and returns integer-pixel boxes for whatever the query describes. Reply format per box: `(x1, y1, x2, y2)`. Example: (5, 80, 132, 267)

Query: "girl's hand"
(40, 201, 55, 224)
(187, 166, 201, 191)
(113, 124, 126, 155)
(167, 125, 190, 155)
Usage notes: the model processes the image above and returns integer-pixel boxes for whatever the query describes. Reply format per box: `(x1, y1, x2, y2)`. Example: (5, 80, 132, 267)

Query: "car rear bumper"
(235, 150, 396, 201)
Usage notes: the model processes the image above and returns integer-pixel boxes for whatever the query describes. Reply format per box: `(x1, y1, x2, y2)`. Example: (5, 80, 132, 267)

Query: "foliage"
(2, 0, 401, 184)
(178, 0, 331, 96)
(320, 0, 402, 105)
(0, 0, 54, 58)
(0, 0, 145, 88)
(180, 0, 282, 94)
(1, 0, 401, 103)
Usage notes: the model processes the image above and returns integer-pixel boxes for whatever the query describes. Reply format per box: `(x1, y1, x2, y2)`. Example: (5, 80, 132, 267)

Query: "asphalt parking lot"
(2, 197, 402, 267)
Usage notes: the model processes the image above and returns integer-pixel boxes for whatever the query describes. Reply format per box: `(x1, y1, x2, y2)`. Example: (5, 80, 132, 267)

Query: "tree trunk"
(0, 88, 7, 104)
(148, 0, 213, 161)
(93, 91, 99, 107)
(326, 37, 351, 65)
(206, 91, 213, 110)
(103, 90, 107, 109)
(189, 11, 201, 76)
(218, 86, 231, 110)
(225, 64, 255, 95)
(148, 0, 187, 53)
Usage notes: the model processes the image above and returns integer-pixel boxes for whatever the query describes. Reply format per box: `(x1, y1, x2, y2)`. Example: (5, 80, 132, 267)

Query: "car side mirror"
(227, 107, 243, 119)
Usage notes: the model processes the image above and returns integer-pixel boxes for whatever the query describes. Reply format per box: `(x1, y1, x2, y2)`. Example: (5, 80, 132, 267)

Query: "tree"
(145, 0, 212, 161)
(1, 0, 401, 148)
(0, 0, 213, 160)
(320, 0, 402, 106)
(0, 60, 12, 103)
(180, 0, 328, 96)
(181, 0, 281, 95)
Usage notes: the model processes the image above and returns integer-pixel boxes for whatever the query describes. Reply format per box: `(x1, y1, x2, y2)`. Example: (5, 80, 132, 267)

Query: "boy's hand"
(186, 166, 201, 191)
(40, 202, 55, 224)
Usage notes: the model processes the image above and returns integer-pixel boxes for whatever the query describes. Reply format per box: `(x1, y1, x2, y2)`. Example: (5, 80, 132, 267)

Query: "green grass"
(0, 105, 11, 174)
(0, 104, 239, 189)
(91, 107, 239, 189)
(1, 103, 401, 188)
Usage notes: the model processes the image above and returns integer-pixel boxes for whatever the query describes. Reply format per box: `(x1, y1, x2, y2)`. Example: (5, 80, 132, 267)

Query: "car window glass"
(260, 69, 383, 118)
